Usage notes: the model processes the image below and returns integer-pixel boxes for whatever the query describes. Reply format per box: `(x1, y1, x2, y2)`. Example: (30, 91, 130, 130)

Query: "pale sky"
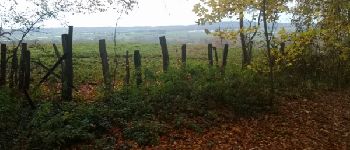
(8, 0, 293, 28)
(45, 0, 200, 27)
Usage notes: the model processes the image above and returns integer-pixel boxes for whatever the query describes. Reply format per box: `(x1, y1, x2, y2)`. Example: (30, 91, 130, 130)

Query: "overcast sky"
(44, 0, 199, 27)
(42, 0, 293, 28)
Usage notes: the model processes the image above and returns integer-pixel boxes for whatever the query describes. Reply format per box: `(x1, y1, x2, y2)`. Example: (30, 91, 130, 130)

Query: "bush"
(0, 88, 24, 149)
(29, 102, 112, 149)
(26, 63, 273, 148)
(123, 121, 165, 146)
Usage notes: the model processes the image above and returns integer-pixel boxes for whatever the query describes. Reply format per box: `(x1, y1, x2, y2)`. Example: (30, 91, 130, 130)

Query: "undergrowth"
(1, 64, 275, 149)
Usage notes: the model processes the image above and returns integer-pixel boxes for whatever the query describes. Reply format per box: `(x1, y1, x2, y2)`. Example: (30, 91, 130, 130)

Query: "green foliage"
(132, 64, 270, 120)
(123, 121, 165, 146)
(29, 102, 112, 149)
(0, 43, 276, 149)
(7, 42, 285, 148)
(1, 1, 350, 149)
(0, 88, 22, 149)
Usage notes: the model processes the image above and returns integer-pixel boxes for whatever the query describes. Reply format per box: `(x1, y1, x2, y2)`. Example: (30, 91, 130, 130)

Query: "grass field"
(29, 42, 245, 100)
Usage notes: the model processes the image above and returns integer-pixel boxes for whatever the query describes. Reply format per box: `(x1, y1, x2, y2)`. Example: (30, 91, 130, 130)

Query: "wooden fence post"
(67, 26, 73, 99)
(61, 34, 68, 100)
(9, 48, 18, 88)
(213, 47, 219, 66)
(0, 44, 7, 86)
(134, 50, 142, 86)
(99, 39, 111, 91)
(125, 51, 130, 85)
(19, 43, 27, 90)
(24, 49, 30, 90)
(159, 36, 169, 72)
(181, 44, 186, 65)
(62, 26, 73, 101)
(208, 44, 213, 66)
(222, 44, 229, 68)
(22, 49, 35, 109)
(53, 43, 64, 83)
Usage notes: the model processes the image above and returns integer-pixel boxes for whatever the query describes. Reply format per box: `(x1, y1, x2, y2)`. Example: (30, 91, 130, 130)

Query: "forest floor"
(113, 90, 350, 150)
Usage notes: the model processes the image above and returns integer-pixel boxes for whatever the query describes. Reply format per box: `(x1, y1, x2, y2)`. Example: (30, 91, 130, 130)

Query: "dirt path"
(136, 90, 350, 150)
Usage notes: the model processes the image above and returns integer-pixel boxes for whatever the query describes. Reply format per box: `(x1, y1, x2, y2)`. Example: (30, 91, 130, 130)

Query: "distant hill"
(49, 21, 291, 32)
(2, 21, 293, 44)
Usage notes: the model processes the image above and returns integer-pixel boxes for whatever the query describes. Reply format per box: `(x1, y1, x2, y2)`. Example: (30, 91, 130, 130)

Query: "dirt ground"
(134, 90, 350, 150)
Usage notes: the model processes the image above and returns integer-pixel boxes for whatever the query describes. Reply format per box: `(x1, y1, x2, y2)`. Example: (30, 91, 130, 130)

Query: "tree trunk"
(280, 42, 285, 55)
(239, 11, 249, 68)
(262, 0, 275, 103)
(247, 41, 253, 63)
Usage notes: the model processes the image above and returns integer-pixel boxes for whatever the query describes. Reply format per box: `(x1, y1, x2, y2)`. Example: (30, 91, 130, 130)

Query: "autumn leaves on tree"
(194, 0, 350, 94)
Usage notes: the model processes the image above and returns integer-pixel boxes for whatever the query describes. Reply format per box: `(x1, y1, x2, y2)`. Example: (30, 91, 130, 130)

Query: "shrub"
(29, 102, 112, 149)
(0, 88, 22, 149)
(123, 121, 165, 146)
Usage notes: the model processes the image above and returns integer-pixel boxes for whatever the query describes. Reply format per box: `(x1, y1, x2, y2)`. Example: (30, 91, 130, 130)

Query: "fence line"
(0, 26, 234, 102)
